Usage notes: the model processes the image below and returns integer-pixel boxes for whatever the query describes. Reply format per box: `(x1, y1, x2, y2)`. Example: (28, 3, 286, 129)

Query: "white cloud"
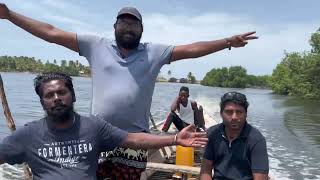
(43, 15, 89, 27)
(42, 14, 101, 35)
(16, 1, 107, 36)
(143, 13, 257, 44)
(5, 0, 42, 12)
(41, 0, 68, 9)
(141, 12, 317, 79)
(1, 1, 318, 80)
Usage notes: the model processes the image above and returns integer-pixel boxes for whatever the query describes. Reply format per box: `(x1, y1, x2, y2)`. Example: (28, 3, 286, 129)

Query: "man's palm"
(177, 125, 208, 147)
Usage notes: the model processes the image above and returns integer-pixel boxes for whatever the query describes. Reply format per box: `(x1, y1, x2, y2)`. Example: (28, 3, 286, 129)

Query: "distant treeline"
(0, 56, 90, 76)
(201, 66, 270, 88)
(270, 28, 320, 98)
(201, 28, 320, 99)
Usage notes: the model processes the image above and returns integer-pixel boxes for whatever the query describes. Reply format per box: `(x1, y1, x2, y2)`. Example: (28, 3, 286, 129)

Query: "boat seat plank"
(146, 162, 200, 175)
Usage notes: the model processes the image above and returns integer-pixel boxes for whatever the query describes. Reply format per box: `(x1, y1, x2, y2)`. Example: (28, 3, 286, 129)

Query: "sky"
(0, 0, 319, 79)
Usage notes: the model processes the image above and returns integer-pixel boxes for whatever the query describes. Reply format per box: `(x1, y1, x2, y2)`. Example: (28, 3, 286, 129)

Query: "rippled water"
(0, 72, 319, 179)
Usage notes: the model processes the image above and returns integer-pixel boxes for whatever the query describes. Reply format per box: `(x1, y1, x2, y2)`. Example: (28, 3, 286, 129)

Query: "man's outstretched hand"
(176, 125, 208, 148)
(0, 3, 9, 19)
(227, 31, 258, 48)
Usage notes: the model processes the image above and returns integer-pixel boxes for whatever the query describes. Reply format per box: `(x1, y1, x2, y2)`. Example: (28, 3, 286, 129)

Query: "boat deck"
(147, 148, 204, 180)
(141, 113, 218, 180)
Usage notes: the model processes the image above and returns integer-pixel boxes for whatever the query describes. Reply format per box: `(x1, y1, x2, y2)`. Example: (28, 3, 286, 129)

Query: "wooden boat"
(141, 111, 219, 180)
(142, 111, 274, 180)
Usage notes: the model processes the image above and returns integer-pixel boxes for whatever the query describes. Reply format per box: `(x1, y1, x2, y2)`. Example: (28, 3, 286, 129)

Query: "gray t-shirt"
(77, 35, 174, 132)
(0, 113, 127, 180)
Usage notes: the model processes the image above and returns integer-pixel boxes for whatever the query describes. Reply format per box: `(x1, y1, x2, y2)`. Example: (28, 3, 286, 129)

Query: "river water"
(0, 73, 319, 179)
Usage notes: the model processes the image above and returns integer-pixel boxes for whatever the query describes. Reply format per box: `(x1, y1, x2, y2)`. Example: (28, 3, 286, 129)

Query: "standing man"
(162, 86, 205, 132)
(0, 3, 258, 179)
(0, 72, 208, 180)
(200, 92, 269, 180)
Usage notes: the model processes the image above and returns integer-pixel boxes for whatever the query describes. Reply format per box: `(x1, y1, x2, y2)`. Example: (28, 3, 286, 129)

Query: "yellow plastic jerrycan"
(175, 145, 194, 179)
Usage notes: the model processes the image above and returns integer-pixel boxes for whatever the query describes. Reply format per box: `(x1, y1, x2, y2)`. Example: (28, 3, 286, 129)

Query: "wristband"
(173, 133, 178, 145)
(225, 38, 232, 50)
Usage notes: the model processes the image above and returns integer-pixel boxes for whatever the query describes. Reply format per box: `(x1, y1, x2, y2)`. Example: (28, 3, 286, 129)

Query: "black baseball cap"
(117, 7, 142, 22)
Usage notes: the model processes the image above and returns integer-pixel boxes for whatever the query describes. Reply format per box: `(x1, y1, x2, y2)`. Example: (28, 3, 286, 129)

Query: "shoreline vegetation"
(200, 65, 270, 89)
(269, 28, 320, 99)
(1, 28, 319, 98)
(200, 28, 320, 99)
(0, 56, 90, 77)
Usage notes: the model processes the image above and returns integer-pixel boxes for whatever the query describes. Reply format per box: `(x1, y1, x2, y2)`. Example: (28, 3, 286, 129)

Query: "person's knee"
(170, 111, 180, 119)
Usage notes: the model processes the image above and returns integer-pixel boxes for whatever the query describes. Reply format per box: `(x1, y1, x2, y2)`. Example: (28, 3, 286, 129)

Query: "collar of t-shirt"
(45, 113, 78, 132)
(111, 40, 145, 59)
(219, 122, 251, 140)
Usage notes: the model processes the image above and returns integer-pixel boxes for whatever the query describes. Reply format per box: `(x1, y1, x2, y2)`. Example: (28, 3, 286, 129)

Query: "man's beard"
(46, 104, 74, 124)
(223, 119, 245, 131)
(115, 30, 142, 50)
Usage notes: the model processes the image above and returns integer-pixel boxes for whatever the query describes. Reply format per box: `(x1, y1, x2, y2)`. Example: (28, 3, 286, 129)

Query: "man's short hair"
(34, 72, 75, 99)
(179, 86, 189, 93)
(220, 92, 249, 112)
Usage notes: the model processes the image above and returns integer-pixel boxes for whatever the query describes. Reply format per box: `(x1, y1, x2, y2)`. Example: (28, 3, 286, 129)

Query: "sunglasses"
(221, 92, 247, 102)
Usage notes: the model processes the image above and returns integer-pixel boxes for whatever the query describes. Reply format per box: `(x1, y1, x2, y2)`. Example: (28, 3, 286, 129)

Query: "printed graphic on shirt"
(99, 147, 148, 169)
(37, 139, 93, 168)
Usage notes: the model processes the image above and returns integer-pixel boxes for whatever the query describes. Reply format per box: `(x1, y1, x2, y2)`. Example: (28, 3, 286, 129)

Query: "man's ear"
(72, 94, 76, 102)
(113, 23, 117, 30)
(40, 99, 45, 109)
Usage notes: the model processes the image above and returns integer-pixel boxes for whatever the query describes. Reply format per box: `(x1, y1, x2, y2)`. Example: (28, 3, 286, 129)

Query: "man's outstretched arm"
(121, 124, 208, 149)
(0, 3, 79, 52)
(171, 31, 258, 62)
